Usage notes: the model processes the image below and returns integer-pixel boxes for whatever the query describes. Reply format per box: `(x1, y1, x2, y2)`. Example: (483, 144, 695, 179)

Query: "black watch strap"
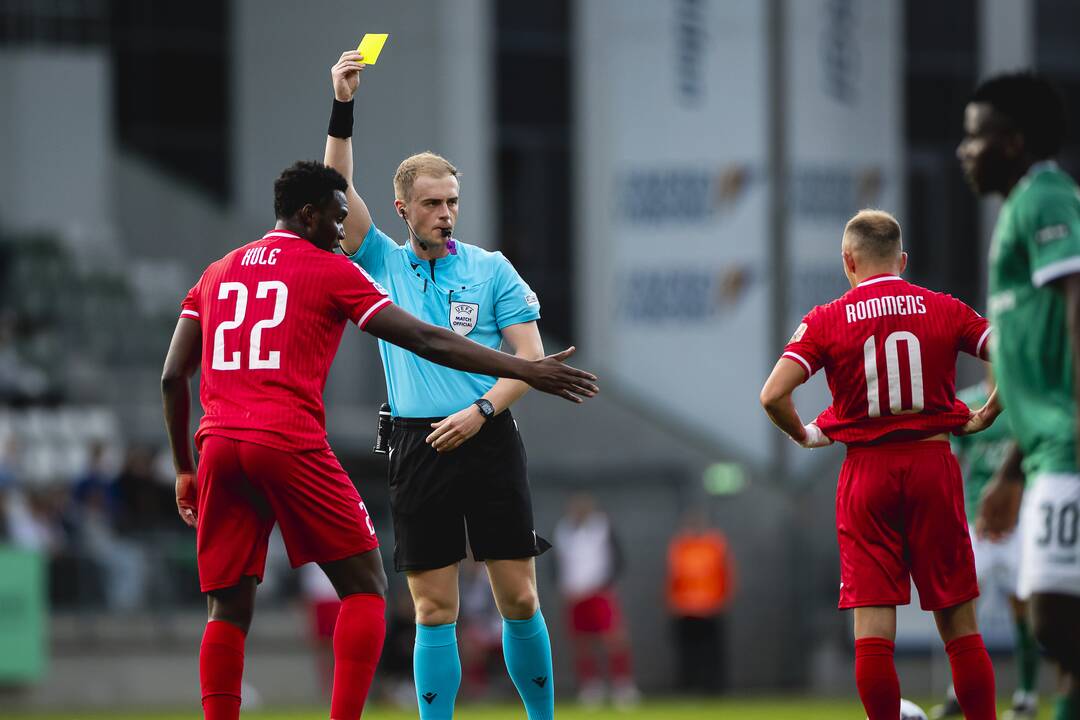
(473, 398, 495, 419)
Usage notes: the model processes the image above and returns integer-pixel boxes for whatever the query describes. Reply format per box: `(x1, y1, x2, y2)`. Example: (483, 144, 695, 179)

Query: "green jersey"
(988, 161, 1080, 478)
(951, 384, 1014, 521)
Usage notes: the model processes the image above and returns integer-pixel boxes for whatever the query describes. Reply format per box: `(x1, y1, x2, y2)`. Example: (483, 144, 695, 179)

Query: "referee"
(324, 50, 565, 720)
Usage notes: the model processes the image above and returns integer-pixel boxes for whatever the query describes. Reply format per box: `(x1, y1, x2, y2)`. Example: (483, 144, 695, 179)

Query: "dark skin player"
(958, 85, 1080, 703)
(162, 186, 598, 634)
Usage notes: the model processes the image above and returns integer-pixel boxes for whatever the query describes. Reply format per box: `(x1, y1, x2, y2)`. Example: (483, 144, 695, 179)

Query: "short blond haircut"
(843, 209, 903, 261)
(393, 151, 459, 201)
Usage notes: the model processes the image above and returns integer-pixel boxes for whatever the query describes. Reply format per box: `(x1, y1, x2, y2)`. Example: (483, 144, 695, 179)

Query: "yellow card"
(357, 33, 389, 65)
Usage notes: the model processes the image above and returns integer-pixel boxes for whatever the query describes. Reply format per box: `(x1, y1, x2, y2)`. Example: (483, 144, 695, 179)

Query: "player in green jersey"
(958, 72, 1080, 720)
(931, 383, 1040, 720)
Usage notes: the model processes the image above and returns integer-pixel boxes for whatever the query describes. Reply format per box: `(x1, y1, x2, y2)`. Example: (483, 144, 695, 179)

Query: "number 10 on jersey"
(863, 331, 924, 417)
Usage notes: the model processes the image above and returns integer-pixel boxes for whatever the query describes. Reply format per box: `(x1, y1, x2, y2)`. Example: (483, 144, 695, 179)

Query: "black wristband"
(328, 98, 354, 139)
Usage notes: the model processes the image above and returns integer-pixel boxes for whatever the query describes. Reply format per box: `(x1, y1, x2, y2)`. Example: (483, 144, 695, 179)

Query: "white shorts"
(1017, 472, 1080, 600)
(970, 525, 1020, 597)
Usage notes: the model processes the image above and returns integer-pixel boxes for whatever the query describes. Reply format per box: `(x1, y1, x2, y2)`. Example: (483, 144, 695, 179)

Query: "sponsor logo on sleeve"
(352, 263, 388, 295)
(789, 323, 808, 343)
(1036, 224, 1070, 244)
(524, 292, 539, 306)
(988, 290, 1016, 316)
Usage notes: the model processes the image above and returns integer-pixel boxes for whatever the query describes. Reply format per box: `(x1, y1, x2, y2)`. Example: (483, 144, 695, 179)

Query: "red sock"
(200, 620, 246, 720)
(330, 593, 386, 720)
(574, 644, 599, 686)
(855, 637, 900, 720)
(946, 634, 997, 720)
(610, 646, 634, 683)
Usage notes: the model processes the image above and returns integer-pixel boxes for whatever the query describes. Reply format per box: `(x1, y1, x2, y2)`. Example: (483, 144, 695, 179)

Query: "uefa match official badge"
(450, 302, 480, 336)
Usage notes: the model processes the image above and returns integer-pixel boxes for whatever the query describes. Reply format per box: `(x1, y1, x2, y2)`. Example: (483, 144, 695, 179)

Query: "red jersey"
(180, 230, 391, 452)
(781, 274, 991, 444)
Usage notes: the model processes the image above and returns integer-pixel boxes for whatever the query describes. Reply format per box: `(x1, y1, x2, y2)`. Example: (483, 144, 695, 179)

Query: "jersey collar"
(1025, 159, 1059, 179)
(262, 229, 304, 242)
(857, 274, 903, 288)
(1009, 159, 1059, 202)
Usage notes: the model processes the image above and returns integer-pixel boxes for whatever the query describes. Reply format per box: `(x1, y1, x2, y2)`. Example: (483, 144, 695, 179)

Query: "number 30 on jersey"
(212, 281, 288, 371)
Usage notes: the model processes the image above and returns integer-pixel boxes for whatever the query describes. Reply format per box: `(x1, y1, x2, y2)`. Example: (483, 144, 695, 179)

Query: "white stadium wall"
(0, 50, 113, 242)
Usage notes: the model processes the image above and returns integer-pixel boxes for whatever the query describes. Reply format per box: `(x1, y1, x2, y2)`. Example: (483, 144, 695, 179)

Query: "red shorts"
(568, 590, 622, 634)
(836, 440, 977, 611)
(196, 435, 379, 592)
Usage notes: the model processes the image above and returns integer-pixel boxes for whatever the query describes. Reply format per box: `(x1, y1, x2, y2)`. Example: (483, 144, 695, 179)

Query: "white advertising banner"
(576, 0, 774, 463)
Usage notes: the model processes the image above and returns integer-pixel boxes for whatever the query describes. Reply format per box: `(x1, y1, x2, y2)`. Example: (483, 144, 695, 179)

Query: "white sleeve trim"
(781, 351, 812, 379)
(356, 297, 391, 329)
(180, 309, 200, 319)
(1032, 256, 1080, 288)
(975, 327, 992, 358)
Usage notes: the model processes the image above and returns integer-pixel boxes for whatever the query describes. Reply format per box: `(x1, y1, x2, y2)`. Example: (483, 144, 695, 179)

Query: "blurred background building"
(0, 0, 1078, 710)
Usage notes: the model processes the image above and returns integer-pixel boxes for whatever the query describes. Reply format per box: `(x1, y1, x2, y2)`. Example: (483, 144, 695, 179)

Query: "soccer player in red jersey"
(161, 161, 598, 720)
(760, 210, 1002, 720)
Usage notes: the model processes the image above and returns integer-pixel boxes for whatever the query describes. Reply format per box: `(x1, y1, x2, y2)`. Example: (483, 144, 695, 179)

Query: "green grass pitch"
(0, 698, 1054, 719)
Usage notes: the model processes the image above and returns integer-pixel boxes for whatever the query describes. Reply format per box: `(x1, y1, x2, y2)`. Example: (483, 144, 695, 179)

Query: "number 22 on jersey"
(863, 331, 924, 417)
(212, 280, 289, 371)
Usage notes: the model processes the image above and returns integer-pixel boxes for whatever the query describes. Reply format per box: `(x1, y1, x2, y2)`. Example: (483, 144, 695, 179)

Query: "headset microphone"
(399, 207, 429, 251)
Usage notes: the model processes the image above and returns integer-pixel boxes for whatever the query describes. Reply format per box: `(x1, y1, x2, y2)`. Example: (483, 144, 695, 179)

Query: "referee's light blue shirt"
(349, 224, 541, 418)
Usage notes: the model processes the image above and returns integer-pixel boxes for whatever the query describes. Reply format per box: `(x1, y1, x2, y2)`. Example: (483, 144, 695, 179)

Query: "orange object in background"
(666, 529, 735, 618)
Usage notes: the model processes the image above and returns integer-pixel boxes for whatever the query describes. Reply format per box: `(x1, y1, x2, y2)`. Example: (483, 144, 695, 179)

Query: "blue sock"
(502, 610, 555, 720)
(414, 623, 460, 720)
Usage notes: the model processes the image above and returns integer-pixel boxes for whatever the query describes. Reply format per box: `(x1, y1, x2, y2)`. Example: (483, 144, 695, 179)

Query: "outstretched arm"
(759, 357, 831, 448)
(325, 50, 373, 255)
(425, 321, 542, 452)
(364, 304, 597, 403)
(161, 318, 201, 528)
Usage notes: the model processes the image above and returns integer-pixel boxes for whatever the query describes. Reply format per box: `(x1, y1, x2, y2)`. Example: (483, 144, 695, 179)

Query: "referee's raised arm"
(324, 50, 373, 255)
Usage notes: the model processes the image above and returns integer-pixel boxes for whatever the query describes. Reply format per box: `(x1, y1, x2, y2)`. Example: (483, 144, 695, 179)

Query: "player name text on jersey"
(240, 247, 281, 266)
(844, 294, 927, 323)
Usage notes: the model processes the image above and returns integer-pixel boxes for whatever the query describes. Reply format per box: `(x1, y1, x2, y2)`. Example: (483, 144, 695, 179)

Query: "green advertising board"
(0, 546, 47, 682)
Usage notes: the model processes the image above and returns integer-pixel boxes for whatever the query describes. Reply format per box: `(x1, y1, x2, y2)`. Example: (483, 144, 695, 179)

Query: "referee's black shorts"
(387, 410, 551, 572)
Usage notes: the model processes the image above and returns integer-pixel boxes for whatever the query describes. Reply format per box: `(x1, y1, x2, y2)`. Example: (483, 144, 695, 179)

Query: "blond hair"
(843, 209, 903, 261)
(393, 151, 459, 201)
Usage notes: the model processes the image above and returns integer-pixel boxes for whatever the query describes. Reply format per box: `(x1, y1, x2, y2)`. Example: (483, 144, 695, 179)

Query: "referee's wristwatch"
(473, 398, 495, 421)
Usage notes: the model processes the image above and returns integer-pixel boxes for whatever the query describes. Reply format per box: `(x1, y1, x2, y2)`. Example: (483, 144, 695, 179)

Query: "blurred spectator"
(113, 446, 175, 536)
(553, 493, 640, 708)
(69, 442, 146, 610)
(299, 563, 341, 700)
(458, 560, 506, 701)
(666, 508, 736, 694)
(6, 485, 65, 554)
(0, 438, 62, 553)
(71, 441, 117, 515)
(0, 437, 17, 542)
